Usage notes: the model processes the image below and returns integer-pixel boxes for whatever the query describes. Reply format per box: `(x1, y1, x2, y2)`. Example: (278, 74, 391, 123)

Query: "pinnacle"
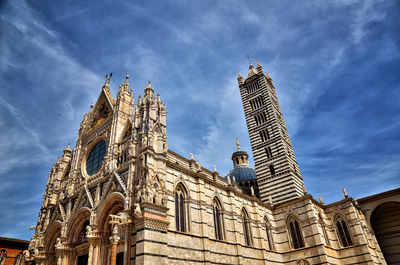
(238, 71, 243, 79)
(125, 72, 130, 83)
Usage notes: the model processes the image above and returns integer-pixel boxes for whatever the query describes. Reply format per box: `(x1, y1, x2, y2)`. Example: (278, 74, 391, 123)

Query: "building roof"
(227, 166, 257, 182)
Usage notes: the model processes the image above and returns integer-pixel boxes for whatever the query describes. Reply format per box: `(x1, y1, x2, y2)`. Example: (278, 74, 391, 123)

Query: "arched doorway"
(97, 193, 125, 265)
(44, 222, 61, 265)
(67, 208, 91, 265)
(371, 202, 400, 265)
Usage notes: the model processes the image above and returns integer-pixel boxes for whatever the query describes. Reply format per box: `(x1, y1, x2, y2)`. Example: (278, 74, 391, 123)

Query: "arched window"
(264, 216, 275, 250)
(336, 216, 353, 247)
(213, 198, 224, 240)
(175, 184, 188, 232)
(241, 209, 252, 246)
(14, 251, 24, 265)
(288, 216, 304, 249)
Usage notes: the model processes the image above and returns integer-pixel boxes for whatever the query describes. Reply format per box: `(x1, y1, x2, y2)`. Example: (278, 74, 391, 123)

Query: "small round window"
(86, 141, 106, 176)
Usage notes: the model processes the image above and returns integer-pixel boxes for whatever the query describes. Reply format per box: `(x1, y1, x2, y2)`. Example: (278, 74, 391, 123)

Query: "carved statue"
(23, 250, 30, 259)
(142, 135, 148, 148)
(190, 152, 194, 160)
(86, 225, 92, 237)
(196, 160, 201, 170)
(133, 203, 142, 218)
(55, 237, 62, 249)
(90, 211, 96, 226)
(250, 186, 255, 197)
(112, 225, 119, 235)
(161, 192, 168, 207)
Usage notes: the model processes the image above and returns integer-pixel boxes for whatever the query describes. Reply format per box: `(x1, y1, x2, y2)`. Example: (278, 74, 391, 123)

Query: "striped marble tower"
(237, 60, 304, 204)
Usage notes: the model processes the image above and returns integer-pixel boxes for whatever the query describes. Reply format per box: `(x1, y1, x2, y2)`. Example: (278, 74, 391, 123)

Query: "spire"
(256, 59, 263, 73)
(65, 143, 71, 152)
(125, 72, 129, 84)
(144, 81, 154, 98)
(238, 71, 244, 85)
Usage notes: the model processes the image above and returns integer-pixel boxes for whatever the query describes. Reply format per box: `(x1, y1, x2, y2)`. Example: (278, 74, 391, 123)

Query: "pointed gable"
(88, 87, 115, 130)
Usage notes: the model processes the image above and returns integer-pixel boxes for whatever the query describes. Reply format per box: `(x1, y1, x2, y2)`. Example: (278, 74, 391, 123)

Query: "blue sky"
(0, 0, 399, 240)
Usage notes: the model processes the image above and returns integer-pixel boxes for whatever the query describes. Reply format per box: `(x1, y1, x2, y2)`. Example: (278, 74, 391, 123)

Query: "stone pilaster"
(133, 203, 169, 265)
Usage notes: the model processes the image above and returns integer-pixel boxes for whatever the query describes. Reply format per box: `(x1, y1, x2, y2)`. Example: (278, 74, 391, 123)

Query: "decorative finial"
(238, 71, 243, 79)
(65, 143, 71, 151)
(236, 137, 240, 150)
(213, 164, 217, 172)
(343, 187, 348, 198)
(90, 102, 94, 109)
(125, 72, 129, 83)
(248, 56, 252, 65)
(190, 152, 194, 160)
(319, 195, 324, 205)
(266, 72, 270, 78)
(257, 60, 261, 67)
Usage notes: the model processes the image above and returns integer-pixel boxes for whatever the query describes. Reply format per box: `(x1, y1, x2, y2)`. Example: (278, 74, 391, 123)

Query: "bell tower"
(238, 60, 304, 204)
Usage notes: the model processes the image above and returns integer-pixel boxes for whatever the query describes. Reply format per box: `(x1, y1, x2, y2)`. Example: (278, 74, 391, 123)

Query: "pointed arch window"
(288, 216, 304, 249)
(213, 198, 224, 240)
(336, 216, 353, 247)
(264, 216, 275, 251)
(175, 184, 188, 232)
(241, 209, 252, 246)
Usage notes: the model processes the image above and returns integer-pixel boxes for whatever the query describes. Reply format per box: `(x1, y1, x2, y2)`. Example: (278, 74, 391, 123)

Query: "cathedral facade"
(26, 62, 399, 265)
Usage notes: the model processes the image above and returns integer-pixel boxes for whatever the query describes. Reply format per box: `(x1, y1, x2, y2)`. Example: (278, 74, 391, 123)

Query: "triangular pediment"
(87, 88, 114, 131)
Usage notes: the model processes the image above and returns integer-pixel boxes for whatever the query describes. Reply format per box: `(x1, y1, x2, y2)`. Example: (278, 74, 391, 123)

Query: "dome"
(227, 166, 257, 183)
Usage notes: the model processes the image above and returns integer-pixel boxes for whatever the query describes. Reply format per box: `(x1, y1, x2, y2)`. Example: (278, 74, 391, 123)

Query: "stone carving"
(251, 186, 255, 197)
(196, 160, 201, 171)
(163, 142, 168, 153)
(55, 237, 62, 249)
(343, 187, 348, 198)
(134, 203, 142, 218)
(109, 211, 132, 226)
(86, 225, 93, 237)
(23, 250, 30, 259)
